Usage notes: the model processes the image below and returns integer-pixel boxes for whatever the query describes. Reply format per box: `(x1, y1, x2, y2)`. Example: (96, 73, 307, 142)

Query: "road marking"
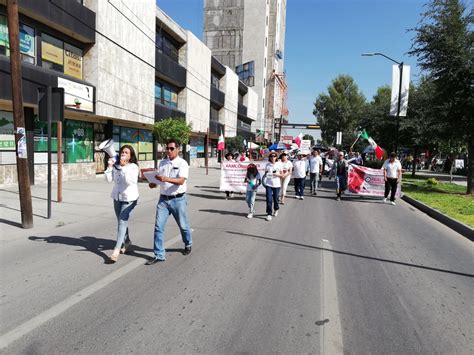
(0, 232, 187, 350)
(320, 239, 344, 354)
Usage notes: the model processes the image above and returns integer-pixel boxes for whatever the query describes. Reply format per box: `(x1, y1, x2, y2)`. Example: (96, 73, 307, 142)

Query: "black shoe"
(145, 257, 165, 265)
(183, 246, 192, 255)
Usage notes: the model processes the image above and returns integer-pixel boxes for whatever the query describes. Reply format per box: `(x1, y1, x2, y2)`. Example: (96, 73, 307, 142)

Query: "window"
(211, 72, 220, 89)
(0, 15, 36, 64)
(238, 93, 244, 105)
(156, 30, 179, 62)
(236, 61, 255, 87)
(155, 80, 178, 108)
(41, 33, 83, 79)
(112, 125, 153, 161)
(210, 106, 219, 121)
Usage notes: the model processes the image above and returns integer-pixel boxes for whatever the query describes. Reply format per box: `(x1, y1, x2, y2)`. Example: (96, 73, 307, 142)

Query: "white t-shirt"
(280, 160, 293, 176)
(383, 159, 402, 179)
(308, 155, 323, 173)
(293, 159, 307, 178)
(158, 157, 189, 195)
(264, 162, 282, 188)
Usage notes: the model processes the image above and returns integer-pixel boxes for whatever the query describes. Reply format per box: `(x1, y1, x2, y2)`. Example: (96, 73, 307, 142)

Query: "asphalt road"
(1, 171, 473, 354)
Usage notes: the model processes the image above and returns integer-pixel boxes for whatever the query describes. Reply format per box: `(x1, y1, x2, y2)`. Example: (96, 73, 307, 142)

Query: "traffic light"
(306, 125, 320, 129)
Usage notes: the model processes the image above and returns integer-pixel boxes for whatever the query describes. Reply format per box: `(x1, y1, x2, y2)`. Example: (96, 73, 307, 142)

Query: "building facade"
(0, 0, 256, 187)
(203, 0, 287, 142)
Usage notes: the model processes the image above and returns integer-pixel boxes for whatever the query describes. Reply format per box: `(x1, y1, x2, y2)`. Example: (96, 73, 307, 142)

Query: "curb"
(402, 194, 474, 241)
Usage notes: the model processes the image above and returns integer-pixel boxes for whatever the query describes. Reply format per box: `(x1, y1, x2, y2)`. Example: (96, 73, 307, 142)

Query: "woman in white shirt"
(104, 145, 139, 262)
(279, 152, 293, 205)
(263, 153, 283, 221)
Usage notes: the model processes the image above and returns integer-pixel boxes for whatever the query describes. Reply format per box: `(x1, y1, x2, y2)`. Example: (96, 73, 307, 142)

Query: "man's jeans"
(294, 178, 305, 197)
(153, 195, 192, 260)
(113, 199, 137, 250)
(265, 186, 280, 215)
(336, 175, 347, 197)
(309, 172, 319, 192)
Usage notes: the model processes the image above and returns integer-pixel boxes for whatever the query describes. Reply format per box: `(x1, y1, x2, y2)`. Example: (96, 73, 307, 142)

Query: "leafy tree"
(408, 0, 473, 193)
(225, 135, 245, 153)
(313, 75, 366, 149)
(153, 117, 192, 145)
(303, 134, 315, 145)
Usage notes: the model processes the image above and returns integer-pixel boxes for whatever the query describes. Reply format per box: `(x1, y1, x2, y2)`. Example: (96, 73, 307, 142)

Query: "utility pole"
(7, 0, 33, 228)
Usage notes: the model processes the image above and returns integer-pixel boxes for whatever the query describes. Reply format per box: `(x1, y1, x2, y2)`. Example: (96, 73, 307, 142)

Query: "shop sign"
(19, 23, 35, 57)
(58, 77, 94, 112)
(42, 41, 64, 65)
(64, 44, 83, 79)
(0, 111, 15, 150)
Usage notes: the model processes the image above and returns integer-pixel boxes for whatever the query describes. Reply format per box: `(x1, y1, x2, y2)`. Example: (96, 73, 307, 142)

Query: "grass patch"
(402, 174, 473, 228)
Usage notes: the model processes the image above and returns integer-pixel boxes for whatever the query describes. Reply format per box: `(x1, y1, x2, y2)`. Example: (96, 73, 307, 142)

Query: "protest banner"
(220, 161, 267, 193)
(347, 164, 401, 197)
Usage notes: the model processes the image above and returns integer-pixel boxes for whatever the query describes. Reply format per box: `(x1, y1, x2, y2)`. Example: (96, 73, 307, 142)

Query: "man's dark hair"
(390, 152, 396, 158)
(166, 139, 180, 148)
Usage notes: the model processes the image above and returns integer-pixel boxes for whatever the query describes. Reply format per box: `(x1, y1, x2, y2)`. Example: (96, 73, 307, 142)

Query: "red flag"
(217, 131, 224, 151)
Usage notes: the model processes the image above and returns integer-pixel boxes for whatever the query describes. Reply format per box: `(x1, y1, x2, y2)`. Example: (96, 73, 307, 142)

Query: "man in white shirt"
(292, 152, 308, 199)
(308, 150, 323, 195)
(146, 139, 192, 264)
(382, 152, 402, 205)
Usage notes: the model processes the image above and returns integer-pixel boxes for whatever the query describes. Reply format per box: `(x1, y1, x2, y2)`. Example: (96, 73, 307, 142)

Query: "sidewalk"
(0, 167, 221, 241)
(408, 170, 468, 186)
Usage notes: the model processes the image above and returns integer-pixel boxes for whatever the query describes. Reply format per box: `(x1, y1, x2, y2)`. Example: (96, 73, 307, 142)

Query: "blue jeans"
(336, 175, 347, 197)
(246, 190, 257, 213)
(153, 195, 192, 260)
(294, 178, 305, 197)
(265, 186, 280, 215)
(113, 199, 137, 250)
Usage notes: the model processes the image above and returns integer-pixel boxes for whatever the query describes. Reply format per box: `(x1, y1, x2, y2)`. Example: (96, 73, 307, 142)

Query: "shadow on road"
(200, 209, 248, 217)
(225, 230, 474, 278)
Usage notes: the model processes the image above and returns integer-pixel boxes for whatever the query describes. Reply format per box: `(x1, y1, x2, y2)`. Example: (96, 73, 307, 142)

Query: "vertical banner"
(336, 131, 342, 145)
(390, 64, 410, 117)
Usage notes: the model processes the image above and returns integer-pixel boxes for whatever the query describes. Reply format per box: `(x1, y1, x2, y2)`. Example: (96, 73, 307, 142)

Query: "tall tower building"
(204, 0, 287, 142)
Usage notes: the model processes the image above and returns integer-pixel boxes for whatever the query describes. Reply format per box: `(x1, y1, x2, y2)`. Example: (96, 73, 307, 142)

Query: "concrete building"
(204, 0, 288, 142)
(0, 0, 256, 187)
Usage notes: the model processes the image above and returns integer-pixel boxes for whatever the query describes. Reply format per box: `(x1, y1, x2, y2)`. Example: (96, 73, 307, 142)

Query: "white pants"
(280, 176, 291, 196)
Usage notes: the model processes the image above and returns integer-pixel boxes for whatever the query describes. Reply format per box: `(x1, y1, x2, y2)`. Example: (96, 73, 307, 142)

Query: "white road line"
(0, 233, 186, 350)
(320, 239, 344, 354)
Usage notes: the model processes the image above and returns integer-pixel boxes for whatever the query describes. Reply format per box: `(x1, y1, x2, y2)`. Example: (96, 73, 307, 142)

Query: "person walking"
(383, 152, 402, 205)
(263, 153, 283, 221)
(238, 151, 249, 162)
(223, 152, 235, 200)
(333, 151, 348, 201)
(293, 152, 307, 200)
(279, 152, 293, 204)
(244, 163, 261, 218)
(308, 150, 323, 195)
(146, 139, 192, 264)
(104, 145, 139, 263)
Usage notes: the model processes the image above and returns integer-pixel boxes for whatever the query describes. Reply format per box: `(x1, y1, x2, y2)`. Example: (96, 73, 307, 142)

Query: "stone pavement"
(0, 167, 222, 241)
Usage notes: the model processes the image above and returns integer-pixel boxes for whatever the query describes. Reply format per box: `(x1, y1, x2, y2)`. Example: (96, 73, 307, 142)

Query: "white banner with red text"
(347, 164, 401, 197)
(220, 161, 268, 193)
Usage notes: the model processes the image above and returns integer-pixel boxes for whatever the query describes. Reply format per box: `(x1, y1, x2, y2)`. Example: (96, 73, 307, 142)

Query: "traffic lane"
(3, 193, 327, 354)
(321, 192, 473, 353)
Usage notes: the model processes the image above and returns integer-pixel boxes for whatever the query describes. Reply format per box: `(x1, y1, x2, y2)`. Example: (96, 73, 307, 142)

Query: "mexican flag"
(217, 131, 225, 151)
(294, 132, 303, 148)
(360, 130, 384, 160)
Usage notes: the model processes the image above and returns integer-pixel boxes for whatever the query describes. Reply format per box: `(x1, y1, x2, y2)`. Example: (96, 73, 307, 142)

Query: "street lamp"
(361, 52, 404, 153)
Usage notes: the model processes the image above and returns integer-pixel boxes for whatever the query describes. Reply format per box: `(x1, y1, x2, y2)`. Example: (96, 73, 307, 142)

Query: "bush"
(426, 177, 439, 186)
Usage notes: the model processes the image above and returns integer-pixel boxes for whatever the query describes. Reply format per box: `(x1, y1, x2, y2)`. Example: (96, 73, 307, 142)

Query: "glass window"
(41, 33, 64, 73)
(138, 129, 153, 161)
(154, 82, 162, 102)
(211, 72, 220, 89)
(0, 16, 36, 64)
(64, 120, 93, 163)
(0, 111, 15, 151)
(210, 107, 219, 121)
(156, 31, 179, 62)
(156, 80, 178, 108)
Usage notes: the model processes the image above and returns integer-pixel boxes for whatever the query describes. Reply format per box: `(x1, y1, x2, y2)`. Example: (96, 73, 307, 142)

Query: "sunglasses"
(166, 147, 176, 151)
(270, 155, 277, 158)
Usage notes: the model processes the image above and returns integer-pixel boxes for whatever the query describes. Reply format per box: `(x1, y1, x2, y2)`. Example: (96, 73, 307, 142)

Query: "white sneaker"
(266, 215, 272, 221)
(383, 198, 387, 203)
(247, 213, 253, 218)
(273, 210, 278, 217)
(300, 196, 304, 200)
(390, 201, 396, 206)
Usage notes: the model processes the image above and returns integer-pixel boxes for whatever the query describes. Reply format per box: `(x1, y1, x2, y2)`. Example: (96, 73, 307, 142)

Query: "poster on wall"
(64, 120, 93, 163)
(19, 23, 35, 57)
(138, 129, 153, 160)
(58, 77, 94, 112)
(0, 111, 15, 150)
(34, 116, 58, 151)
(120, 127, 139, 155)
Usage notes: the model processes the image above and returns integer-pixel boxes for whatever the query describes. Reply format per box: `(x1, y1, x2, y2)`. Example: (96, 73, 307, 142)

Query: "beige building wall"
(83, 0, 156, 125)
(222, 66, 239, 137)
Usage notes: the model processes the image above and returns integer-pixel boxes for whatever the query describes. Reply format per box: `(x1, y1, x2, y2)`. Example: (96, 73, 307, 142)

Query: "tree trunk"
(467, 138, 473, 195)
(411, 146, 418, 178)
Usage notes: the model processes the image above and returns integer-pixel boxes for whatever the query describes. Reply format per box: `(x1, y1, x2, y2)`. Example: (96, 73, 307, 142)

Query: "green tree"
(408, 0, 473, 193)
(153, 117, 192, 145)
(313, 75, 366, 148)
(225, 135, 245, 153)
(303, 134, 315, 145)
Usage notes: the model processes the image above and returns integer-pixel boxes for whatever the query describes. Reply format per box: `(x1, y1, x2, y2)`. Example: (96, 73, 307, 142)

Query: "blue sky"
(157, 0, 426, 138)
